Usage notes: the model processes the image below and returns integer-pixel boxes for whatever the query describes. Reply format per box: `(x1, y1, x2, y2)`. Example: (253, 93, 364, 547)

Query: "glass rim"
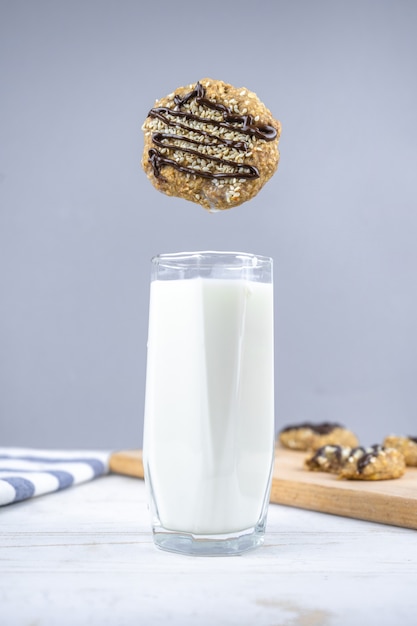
(151, 250, 273, 269)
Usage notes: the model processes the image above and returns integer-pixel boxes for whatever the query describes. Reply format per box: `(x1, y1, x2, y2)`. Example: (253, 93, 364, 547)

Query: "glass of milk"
(143, 251, 275, 556)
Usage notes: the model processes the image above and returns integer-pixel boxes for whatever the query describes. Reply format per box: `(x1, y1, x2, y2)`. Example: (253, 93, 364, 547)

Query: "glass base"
(152, 524, 265, 557)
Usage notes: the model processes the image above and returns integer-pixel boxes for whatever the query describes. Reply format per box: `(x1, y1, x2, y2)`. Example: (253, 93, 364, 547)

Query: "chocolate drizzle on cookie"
(147, 81, 277, 182)
(305, 444, 354, 473)
(310, 444, 344, 464)
(356, 444, 384, 473)
(280, 422, 342, 435)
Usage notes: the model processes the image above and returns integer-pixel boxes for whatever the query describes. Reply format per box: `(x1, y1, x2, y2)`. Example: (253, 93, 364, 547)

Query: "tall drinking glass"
(143, 251, 275, 556)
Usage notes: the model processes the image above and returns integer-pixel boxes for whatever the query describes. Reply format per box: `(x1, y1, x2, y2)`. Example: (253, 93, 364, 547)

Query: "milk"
(143, 276, 274, 536)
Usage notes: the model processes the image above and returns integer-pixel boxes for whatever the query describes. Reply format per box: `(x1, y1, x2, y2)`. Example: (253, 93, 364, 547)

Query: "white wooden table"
(1, 474, 416, 626)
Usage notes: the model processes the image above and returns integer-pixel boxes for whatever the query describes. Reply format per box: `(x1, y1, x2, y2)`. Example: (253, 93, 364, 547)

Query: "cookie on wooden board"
(304, 444, 353, 474)
(339, 445, 406, 481)
(383, 435, 417, 467)
(278, 421, 359, 451)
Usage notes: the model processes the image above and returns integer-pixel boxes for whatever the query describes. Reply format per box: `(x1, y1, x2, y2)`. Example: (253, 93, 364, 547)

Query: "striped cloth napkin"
(0, 447, 110, 506)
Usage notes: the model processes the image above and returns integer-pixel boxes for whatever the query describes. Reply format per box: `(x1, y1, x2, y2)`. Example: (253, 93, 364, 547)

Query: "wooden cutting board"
(109, 447, 417, 530)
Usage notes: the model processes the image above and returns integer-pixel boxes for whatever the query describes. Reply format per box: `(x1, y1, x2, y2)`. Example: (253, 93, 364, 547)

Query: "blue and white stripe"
(0, 448, 110, 506)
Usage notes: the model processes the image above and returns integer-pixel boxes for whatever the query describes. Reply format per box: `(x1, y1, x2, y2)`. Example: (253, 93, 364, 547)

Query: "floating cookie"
(278, 421, 359, 451)
(141, 78, 281, 211)
(339, 445, 406, 481)
(305, 444, 352, 474)
(383, 435, 417, 466)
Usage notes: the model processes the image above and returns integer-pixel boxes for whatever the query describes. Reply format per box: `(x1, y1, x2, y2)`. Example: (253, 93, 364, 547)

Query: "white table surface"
(1, 474, 416, 626)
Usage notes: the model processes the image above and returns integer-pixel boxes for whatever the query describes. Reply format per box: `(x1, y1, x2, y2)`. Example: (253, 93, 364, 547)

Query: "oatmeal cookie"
(383, 435, 417, 466)
(278, 422, 359, 451)
(339, 445, 406, 480)
(141, 78, 281, 211)
(305, 445, 352, 474)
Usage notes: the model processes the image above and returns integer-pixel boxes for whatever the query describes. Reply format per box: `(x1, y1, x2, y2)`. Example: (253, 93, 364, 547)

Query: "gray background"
(1, 0, 416, 450)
